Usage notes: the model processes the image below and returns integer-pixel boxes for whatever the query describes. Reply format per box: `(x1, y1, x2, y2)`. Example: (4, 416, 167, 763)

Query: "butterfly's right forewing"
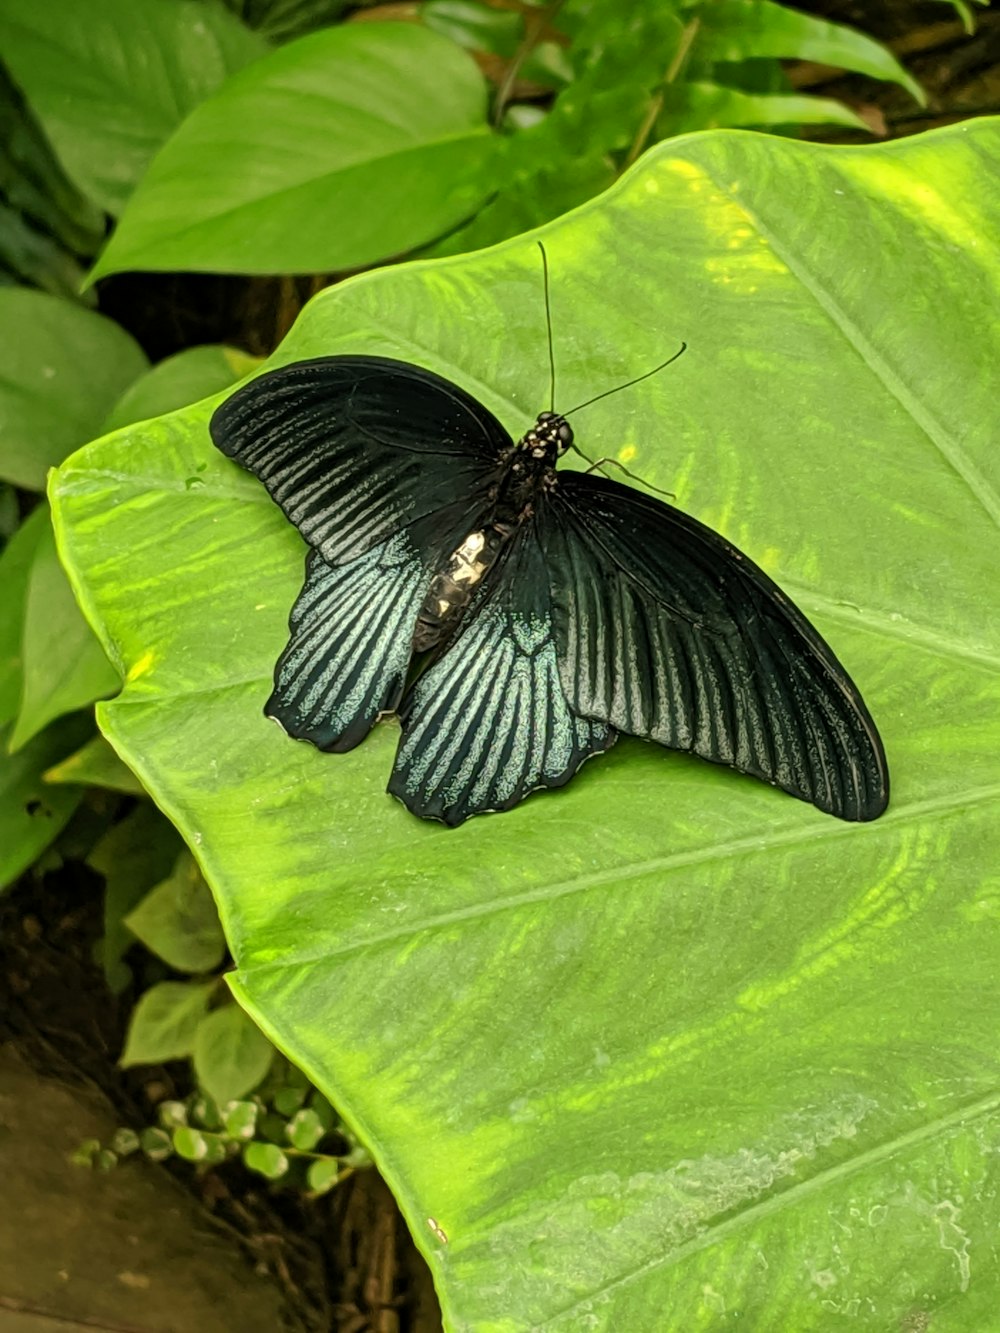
(545, 472, 889, 822)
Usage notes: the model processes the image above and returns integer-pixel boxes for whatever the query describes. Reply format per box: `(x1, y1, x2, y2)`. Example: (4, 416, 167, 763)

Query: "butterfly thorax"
(410, 411, 573, 653)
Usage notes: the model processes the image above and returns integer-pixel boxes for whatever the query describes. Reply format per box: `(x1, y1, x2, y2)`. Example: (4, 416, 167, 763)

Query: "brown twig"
(623, 16, 701, 171)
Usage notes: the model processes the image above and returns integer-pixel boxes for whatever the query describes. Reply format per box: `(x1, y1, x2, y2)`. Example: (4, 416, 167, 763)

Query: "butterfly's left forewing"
(545, 472, 889, 821)
(210, 355, 511, 568)
(388, 520, 616, 826)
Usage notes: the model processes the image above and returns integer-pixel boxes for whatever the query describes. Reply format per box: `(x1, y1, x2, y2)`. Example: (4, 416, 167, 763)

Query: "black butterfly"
(210, 321, 888, 829)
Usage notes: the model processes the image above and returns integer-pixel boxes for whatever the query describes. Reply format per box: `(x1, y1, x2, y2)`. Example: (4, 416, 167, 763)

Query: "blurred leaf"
(422, 0, 521, 53)
(660, 82, 869, 135)
(218, 0, 351, 43)
(272, 1084, 307, 1116)
(124, 850, 227, 973)
(691, 0, 924, 105)
(243, 1141, 289, 1180)
(0, 712, 90, 891)
(0, 289, 147, 491)
(223, 1099, 259, 1139)
(0, 0, 267, 215)
(286, 1106, 325, 1151)
(943, 0, 988, 33)
(139, 1126, 173, 1160)
(0, 505, 48, 727)
(90, 22, 498, 280)
(157, 1100, 189, 1129)
(102, 346, 258, 434)
(193, 1004, 275, 1104)
(172, 1125, 226, 1163)
(306, 1156, 340, 1193)
(110, 1127, 141, 1156)
(44, 732, 144, 793)
(8, 523, 119, 750)
(51, 119, 1000, 1326)
(0, 205, 96, 301)
(120, 979, 216, 1066)
(190, 1091, 223, 1130)
(88, 802, 184, 992)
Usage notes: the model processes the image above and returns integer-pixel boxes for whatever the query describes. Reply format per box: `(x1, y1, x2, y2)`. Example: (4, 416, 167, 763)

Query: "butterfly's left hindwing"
(545, 472, 889, 822)
(388, 521, 616, 826)
(213, 356, 514, 755)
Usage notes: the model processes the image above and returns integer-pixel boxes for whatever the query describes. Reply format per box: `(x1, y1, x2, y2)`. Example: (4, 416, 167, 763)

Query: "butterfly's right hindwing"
(388, 521, 616, 826)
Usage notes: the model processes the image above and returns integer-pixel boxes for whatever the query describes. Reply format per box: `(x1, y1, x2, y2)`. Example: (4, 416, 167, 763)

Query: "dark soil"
(0, 854, 441, 1333)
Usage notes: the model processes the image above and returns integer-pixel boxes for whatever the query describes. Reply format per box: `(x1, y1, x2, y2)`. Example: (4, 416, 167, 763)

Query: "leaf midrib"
(229, 779, 1000, 976)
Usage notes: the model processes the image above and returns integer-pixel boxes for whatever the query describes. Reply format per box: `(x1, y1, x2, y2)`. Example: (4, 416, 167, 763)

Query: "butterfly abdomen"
(410, 434, 559, 653)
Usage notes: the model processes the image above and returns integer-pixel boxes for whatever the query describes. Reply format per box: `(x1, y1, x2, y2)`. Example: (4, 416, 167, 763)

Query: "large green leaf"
(0, 290, 148, 491)
(0, 0, 267, 215)
(90, 22, 498, 280)
(9, 522, 119, 751)
(52, 121, 1000, 1328)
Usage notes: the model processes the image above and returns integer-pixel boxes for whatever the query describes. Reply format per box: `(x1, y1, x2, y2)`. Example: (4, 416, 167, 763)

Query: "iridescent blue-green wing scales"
(388, 520, 616, 826)
(267, 538, 425, 752)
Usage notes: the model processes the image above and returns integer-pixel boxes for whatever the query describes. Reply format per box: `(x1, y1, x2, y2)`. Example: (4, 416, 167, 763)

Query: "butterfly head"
(520, 410, 573, 463)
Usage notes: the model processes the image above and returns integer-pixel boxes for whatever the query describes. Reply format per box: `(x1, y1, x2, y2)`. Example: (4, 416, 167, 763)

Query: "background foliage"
(1, 0, 996, 1327)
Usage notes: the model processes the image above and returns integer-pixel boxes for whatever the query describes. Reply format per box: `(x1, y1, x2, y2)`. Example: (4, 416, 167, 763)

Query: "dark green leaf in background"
(101, 345, 259, 434)
(0, 712, 91, 892)
(52, 122, 1000, 1328)
(120, 979, 217, 1066)
(218, 0, 351, 45)
(90, 22, 498, 280)
(0, 0, 267, 215)
(44, 733, 144, 794)
(0, 59, 106, 298)
(689, 0, 925, 105)
(193, 1004, 275, 1105)
(659, 83, 870, 135)
(0, 289, 147, 491)
(88, 803, 184, 992)
(0, 504, 47, 727)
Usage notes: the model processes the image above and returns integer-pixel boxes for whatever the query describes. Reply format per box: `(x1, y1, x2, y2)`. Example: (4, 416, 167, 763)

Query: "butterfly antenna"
(539, 241, 556, 413)
(563, 341, 687, 417)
